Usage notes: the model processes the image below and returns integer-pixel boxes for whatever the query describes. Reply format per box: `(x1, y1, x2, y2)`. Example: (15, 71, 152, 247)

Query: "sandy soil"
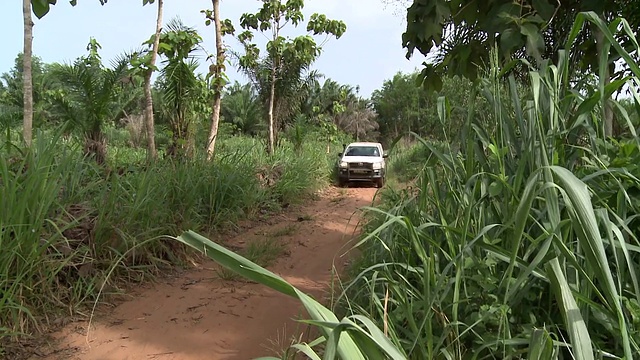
(37, 185, 378, 360)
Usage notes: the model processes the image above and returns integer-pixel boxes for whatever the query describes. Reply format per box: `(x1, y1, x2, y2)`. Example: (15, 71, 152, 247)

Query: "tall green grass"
(341, 12, 640, 359)
(134, 13, 640, 360)
(0, 132, 89, 340)
(136, 13, 640, 360)
(0, 128, 340, 350)
(387, 139, 448, 183)
(5, 10, 639, 360)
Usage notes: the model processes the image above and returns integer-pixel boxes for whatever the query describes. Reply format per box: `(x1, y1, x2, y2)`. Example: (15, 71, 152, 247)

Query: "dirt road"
(42, 186, 378, 360)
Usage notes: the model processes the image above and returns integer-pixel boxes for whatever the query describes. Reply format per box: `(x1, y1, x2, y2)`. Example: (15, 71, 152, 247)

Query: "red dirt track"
(39, 186, 378, 360)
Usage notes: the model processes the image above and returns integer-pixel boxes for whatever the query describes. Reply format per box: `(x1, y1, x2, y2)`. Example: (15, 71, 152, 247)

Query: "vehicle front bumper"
(338, 167, 385, 181)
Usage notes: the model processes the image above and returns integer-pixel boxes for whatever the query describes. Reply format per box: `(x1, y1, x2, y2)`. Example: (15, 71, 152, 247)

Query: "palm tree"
(154, 18, 203, 158)
(238, 55, 321, 148)
(221, 82, 264, 136)
(334, 98, 379, 141)
(49, 44, 137, 164)
(158, 58, 200, 157)
(1, 55, 58, 135)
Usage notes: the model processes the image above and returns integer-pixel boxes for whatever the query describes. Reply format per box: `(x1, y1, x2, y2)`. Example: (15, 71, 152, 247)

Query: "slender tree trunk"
(206, 0, 224, 161)
(22, 0, 33, 146)
(85, 130, 107, 165)
(265, 14, 281, 156)
(143, 0, 163, 161)
(267, 67, 276, 155)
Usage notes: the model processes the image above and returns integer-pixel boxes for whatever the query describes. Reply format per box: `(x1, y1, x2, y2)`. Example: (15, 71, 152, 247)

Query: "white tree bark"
(143, 0, 163, 160)
(22, 0, 33, 146)
(206, 0, 224, 160)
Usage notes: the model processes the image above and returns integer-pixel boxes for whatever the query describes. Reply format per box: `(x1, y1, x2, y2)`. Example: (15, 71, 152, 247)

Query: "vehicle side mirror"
(338, 153, 343, 157)
(383, 152, 389, 158)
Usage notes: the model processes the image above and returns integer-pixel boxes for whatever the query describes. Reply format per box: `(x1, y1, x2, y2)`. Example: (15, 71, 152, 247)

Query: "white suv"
(336, 142, 387, 188)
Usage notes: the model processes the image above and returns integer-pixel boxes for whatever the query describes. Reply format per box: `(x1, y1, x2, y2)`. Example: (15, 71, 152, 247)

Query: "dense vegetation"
(3, 0, 640, 359)
(176, 10, 640, 360)
(1, 1, 360, 355)
(339, 14, 640, 360)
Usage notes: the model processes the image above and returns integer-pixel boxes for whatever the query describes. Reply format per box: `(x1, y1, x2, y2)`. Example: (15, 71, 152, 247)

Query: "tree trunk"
(265, 13, 281, 156)
(267, 68, 276, 155)
(143, 0, 163, 161)
(206, 0, 224, 161)
(85, 131, 107, 165)
(22, 0, 33, 147)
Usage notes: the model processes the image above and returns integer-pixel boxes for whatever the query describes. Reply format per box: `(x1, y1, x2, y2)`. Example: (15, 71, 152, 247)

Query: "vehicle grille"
(347, 162, 373, 170)
(347, 162, 373, 179)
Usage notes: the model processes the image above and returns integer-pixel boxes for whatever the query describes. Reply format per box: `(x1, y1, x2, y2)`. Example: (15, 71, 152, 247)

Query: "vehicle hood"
(341, 156, 382, 163)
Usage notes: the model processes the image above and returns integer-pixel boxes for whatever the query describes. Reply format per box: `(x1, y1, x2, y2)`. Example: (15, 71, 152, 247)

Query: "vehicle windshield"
(345, 146, 379, 157)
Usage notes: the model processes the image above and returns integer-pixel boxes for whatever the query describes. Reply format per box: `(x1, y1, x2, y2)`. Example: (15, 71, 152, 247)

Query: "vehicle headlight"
(340, 161, 348, 168)
(372, 162, 382, 170)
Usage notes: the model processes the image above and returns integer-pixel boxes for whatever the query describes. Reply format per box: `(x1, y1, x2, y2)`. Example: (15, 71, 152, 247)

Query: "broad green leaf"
(546, 258, 594, 360)
(291, 343, 322, 360)
(527, 328, 556, 360)
(31, 0, 56, 19)
(550, 166, 632, 358)
(174, 230, 404, 360)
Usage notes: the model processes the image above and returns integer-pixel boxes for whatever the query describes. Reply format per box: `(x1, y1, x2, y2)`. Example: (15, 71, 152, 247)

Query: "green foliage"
(152, 18, 206, 158)
(343, 12, 640, 359)
(0, 131, 91, 344)
(201, 8, 235, 35)
(386, 139, 448, 182)
(371, 72, 495, 144)
(403, 0, 640, 92)
(30, 0, 61, 19)
(155, 20, 202, 61)
(301, 79, 378, 141)
(221, 81, 265, 136)
(235, 0, 346, 153)
(238, 55, 322, 142)
(0, 54, 58, 134)
(30, 0, 110, 19)
(31, 0, 151, 19)
(48, 40, 139, 164)
(237, 0, 345, 70)
(0, 128, 343, 348)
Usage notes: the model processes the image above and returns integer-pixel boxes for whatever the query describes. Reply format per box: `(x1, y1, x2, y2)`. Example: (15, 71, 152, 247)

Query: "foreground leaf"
(546, 258, 594, 360)
(174, 230, 406, 360)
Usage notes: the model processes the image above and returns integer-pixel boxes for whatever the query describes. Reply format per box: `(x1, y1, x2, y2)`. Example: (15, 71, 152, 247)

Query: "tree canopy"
(402, 0, 640, 91)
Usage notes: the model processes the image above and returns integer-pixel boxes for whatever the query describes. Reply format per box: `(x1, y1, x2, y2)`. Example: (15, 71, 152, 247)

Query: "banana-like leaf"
(547, 258, 594, 360)
(174, 230, 406, 360)
(550, 166, 632, 358)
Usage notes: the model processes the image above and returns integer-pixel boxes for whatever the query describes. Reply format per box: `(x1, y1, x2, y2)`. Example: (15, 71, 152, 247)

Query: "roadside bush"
(387, 139, 448, 182)
(0, 129, 340, 350)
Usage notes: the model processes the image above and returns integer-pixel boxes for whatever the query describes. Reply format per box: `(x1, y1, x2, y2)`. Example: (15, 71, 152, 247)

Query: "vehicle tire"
(337, 178, 346, 187)
(375, 177, 384, 188)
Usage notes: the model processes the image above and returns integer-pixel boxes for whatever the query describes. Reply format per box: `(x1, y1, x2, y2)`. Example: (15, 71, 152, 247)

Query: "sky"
(0, 0, 427, 97)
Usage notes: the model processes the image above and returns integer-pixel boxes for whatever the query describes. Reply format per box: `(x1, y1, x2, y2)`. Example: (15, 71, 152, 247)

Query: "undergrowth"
(339, 14, 640, 359)
(0, 128, 341, 351)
